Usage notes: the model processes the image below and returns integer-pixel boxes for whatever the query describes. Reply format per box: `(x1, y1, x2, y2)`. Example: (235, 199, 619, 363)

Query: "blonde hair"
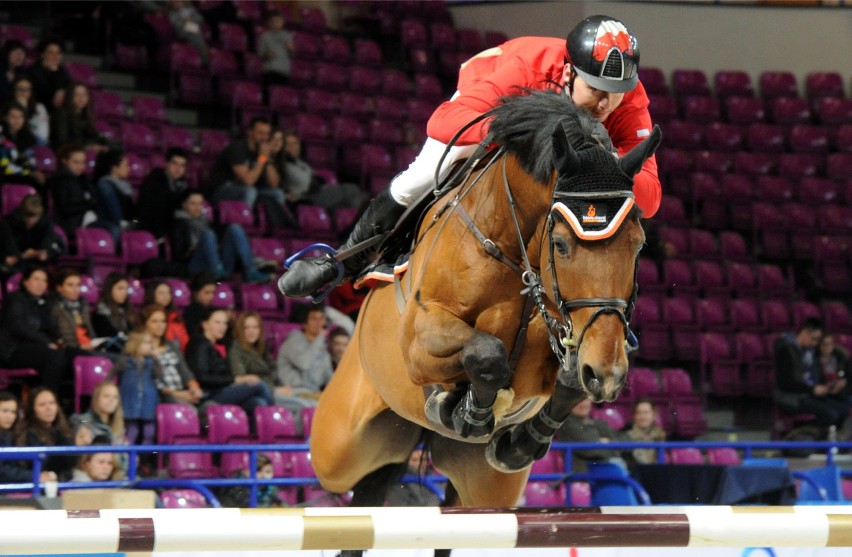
(124, 331, 153, 358)
(89, 381, 125, 440)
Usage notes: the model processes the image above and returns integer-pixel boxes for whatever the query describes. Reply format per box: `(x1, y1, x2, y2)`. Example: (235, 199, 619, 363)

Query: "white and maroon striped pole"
(2, 506, 852, 553)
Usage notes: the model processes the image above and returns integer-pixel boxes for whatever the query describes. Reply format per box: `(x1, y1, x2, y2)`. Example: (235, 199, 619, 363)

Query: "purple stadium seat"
(413, 74, 443, 101)
(789, 124, 830, 153)
(657, 226, 689, 257)
(805, 72, 844, 101)
(665, 120, 704, 150)
(757, 264, 793, 297)
(290, 31, 320, 60)
(524, 482, 566, 507)
(570, 482, 592, 506)
(816, 97, 852, 126)
(314, 62, 348, 90)
(220, 450, 288, 479)
(298, 6, 327, 33)
(682, 96, 721, 123)
(724, 96, 765, 124)
(239, 283, 280, 318)
(746, 123, 786, 153)
(131, 95, 166, 127)
(663, 259, 698, 295)
(696, 297, 730, 332)
(211, 282, 235, 309)
(672, 404, 708, 438)
(737, 332, 774, 397)
(672, 69, 710, 97)
(660, 368, 697, 399)
(761, 299, 793, 333)
(756, 176, 794, 204)
(779, 153, 822, 180)
(690, 230, 720, 259)
(338, 93, 373, 119)
(400, 18, 429, 48)
(714, 70, 754, 98)
(33, 145, 56, 174)
(255, 406, 300, 443)
(249, 237, 287, 264)
(798, 177, 840, 204)
(638, 67, 668, 95)
(74, 228, 124, 271)
(707, 448, 741, 465)
(243, 53, 263, 80)
(265, 321, 302, 358)
(206, 404, 255, 444)
(648, 94, 678, 123)
(770, 97, 811, 125)
(718, 231, 750, 261)
(66, 61, 98, 88)
(231, 81, 266, 125)
(699, 332, 743, 396)
(170, 42, 204, 73)
(729, 299, 764, 333)
(590, 406, 626, 432)
(160, 489, 208, 508)
(456, 28, 484, 54)
(73, 355, 113, 413)
(826, 153, 852, 180)
(92, 90, 126, 122)
(354, 39, 383, 67)
(126, 276, 144, 307)
(296, 205, 335, 238)
(285, 58, 314, 88)
(198, 129, 230, 161)
(656, 148, 693, 177)
(530, 450, 564, 474)
(381, 69, 411, 98)
(734, 152, 775, 176)
(792, 301, 822, 330)
(113, 42, 147, 71)
(633, 295, 664, 329)
(302, 88, 338, 117)
(322, 34, 351, 64)
(164, 278, 191, 308)
(161, 125, 195, 153)
(295, 113, 331, 144)
(0, 24, 34, 49)
(693, 150, 733, 175)
(665, 298, 701, 359)
(822, 302, 852, 335)
(656, 197, 688, 226)
(694, 260, 728, 298)
(301, 407, 316, 438)
(217, 200, 258, 232)
(168, 451, 217, 479)
(1, 183, 37, 215)
(704, 122, 745, 152)
(636, 258, 666, 296)
(429, 21, 456, 50)
(627, 367, 662, 400)
(360, 144, 395, 192)
(372, 96, 407, 122)
(218, 22, 248, 52)
(759, 71, 798, 99)
(120, 230, 159, 265)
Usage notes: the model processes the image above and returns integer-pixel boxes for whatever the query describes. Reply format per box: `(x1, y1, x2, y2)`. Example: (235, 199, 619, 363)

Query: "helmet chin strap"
(564, 64, 577, 97)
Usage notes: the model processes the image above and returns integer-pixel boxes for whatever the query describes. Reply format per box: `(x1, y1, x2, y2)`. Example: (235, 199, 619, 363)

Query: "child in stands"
(111, 331, 160, 446)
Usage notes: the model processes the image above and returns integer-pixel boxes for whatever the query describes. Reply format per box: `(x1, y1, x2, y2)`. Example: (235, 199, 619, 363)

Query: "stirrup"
(283, 243, 344, 303)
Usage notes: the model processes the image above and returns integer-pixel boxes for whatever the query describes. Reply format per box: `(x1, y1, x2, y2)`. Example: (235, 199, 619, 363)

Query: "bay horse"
(310, 90, 661, 514)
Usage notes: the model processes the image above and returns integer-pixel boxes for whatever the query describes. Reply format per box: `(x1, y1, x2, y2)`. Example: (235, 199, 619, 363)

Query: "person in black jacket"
(24, 38, 71, 112)
(0, 266, 66, 393)
(0, 193, 65, 277)
(0, 390, 58, 484)
(184, 307, 272, 419)
(137, 147, 190, 240)
(15, 386, 76, 481)
(46, 144, 97, 238)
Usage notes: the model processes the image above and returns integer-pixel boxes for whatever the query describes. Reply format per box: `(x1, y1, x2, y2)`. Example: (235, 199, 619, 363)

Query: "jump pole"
(1, 506, 852, 553)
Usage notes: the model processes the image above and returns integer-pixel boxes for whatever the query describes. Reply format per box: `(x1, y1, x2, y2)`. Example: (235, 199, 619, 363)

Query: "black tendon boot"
(278, 189, 406, 298)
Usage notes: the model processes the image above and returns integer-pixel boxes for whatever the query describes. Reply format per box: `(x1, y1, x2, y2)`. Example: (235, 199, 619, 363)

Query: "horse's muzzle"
(580, 363, 625, 403)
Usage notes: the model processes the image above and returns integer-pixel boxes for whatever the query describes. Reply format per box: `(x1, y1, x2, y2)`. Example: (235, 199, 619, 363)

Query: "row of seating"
(663, 120, 852, 153)
(651, 95, 852, 126)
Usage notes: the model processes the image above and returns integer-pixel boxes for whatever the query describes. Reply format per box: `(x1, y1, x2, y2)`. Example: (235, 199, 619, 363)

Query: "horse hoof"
(451, 402, 495, 439)
(425, 387, 465, 431)
(485, 425, 550, 473)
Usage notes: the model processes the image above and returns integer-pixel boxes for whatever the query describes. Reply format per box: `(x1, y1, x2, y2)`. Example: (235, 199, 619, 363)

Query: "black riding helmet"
(566, 15, 639, 94)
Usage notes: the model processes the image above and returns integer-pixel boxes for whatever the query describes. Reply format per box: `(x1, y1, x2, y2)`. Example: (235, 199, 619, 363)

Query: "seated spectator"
(92, 148, 135, 241)
(0, 39, 27, 105)
(327, 327, 350, 371)
(16, 386, 77, 480)
(71, 450, 122, 482)
(167, 0, 209, 64)
(51, 267, 107, 356)
(92, 272, 136, 349)
(774, 318, 850, 432)
(205, 117, 280, 208)
(257, 11, 293, 89)
(137, 147, 190, 241)
(185, 307, 273, 417)
(1, 390, 57, 484)
(138, 304, 202, 407)
(556, 399, 622, 472)
(271, 130, 366, 212)
(217, 453, 283, 508)
(10, 76, 49, 146)
(0, 193, 65, 277)
(0, 266, 67, 393)
(171, 190, 268, 283)
(71, 381, 125, 445)
(49, 82, 105, 151)
(621, 398, 666, 466)
(144, 281, 189, 352)
(818, 334, 850, 392)
(183, 272, 217, 338)
(25, 37, 71, 112)
(47, 144, 99, 238)
(0, 102, 45, 188)
(276, 305, 333, 402)
(110, 331, 160, 446)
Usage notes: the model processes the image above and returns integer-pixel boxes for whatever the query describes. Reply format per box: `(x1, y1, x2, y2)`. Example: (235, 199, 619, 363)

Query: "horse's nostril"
(582, 364, 599, 392)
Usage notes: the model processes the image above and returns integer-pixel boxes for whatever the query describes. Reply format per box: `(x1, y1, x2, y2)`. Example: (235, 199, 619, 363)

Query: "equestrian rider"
(279, 15, 661, 298)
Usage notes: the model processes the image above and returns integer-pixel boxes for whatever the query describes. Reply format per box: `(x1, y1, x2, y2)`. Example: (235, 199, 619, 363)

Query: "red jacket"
(426, 37, 661, 217)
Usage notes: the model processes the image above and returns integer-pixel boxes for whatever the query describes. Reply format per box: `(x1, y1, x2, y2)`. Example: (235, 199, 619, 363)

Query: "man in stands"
(279, 15, 661, 298)
(137, 147, 190, 241)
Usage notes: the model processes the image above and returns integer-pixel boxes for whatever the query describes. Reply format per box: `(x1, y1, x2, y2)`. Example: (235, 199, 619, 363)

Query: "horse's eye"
(553, 237, 570, 257)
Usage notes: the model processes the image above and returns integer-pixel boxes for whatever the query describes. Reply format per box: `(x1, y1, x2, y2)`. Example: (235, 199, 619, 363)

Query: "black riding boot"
(278, 189, 406, 298)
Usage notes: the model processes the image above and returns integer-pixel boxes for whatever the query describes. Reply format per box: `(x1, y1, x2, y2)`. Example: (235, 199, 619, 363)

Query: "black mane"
(486, 89, 615, 184)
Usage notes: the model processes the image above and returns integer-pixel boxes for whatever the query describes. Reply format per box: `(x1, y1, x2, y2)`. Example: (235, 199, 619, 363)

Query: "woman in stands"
(92, 148, 135, 242)
(9, 75, 49, 145)
(139, 304, 202, 407)
(0, 390, 58, 484)
(185, 307, 273, 419)
(92, 271, 136, 351)
(16, 386, 77, 480)
(0, 102, 44, 188)
(71, 381, 126, 446)
(71, 451, 122, 482)
(0, 39, 27, 104)
(49, 82, 104, 151)
(622, 397, 667, 467)
(47, 143, 98, 239)
(0, 193, 65, 277)
(143, 281, 189, 352)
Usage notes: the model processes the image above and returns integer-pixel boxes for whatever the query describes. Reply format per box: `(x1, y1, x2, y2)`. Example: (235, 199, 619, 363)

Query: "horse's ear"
(552, 121, 580, 176)
(619, 125, 662, 178)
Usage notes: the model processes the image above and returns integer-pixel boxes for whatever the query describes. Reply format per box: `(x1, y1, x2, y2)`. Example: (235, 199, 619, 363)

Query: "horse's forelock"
(486, 89, 615, 184)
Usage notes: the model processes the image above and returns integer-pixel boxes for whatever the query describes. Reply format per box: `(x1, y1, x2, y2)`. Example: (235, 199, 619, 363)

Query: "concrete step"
(97, 71, 136, 90)
(65, 52, 102, 69)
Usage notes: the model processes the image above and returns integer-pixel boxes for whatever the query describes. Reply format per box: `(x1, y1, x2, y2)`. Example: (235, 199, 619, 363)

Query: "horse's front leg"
(486, 367, 587, 472)
(407, 305, 512, 439)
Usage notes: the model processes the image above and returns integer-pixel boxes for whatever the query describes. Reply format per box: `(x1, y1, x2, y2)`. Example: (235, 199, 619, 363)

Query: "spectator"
(621, 398, 666, 466)
(276, 305, 332, 401)
(138, 304, 202, 407)
(0, 266, 67, 393)
(110, 331, 160, 446)
(46, 144, 98, 239)
(16, 386, 77, 480)
(0, 102, 44, 188)
(217, 453, 283, 508)
(143, 281, 189, 352)
(49, 82, 104, 151)
(167, 0, 209, 65)
(91, 271, 136, 349)
(327, 328, 350, 370)
(774, 318, 850, 431)
(257, 11, 293, 89)
(171, 190, 268, 283)
(385, 448, 442, 507)
(185, 307, 274, 417)
(271, 130, 366, 212)
(183, 272, 217, 338)
(71, 450, 122, 482)
(92, 147, 135, 241)
(1, 390, 58, 484)
(137, 147, 190, 241)
(25, 37, 72, 112)
(10, 75, 49, 145)
(0, 39, 27, 105)
(818, 334, 850, 392)
(0, 193, 65, 277)
(71, 381, 125, 445)
(556, 398, 621, 472)
(51, 267, 104, 354)
(205, 117, 280, 208)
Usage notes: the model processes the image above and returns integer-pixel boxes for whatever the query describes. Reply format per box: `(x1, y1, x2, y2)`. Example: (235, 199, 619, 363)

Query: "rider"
(279, 15, 660, 298)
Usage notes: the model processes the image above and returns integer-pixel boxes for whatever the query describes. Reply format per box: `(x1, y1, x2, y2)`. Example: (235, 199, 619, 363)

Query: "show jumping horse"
(309, 90, 661, 518)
